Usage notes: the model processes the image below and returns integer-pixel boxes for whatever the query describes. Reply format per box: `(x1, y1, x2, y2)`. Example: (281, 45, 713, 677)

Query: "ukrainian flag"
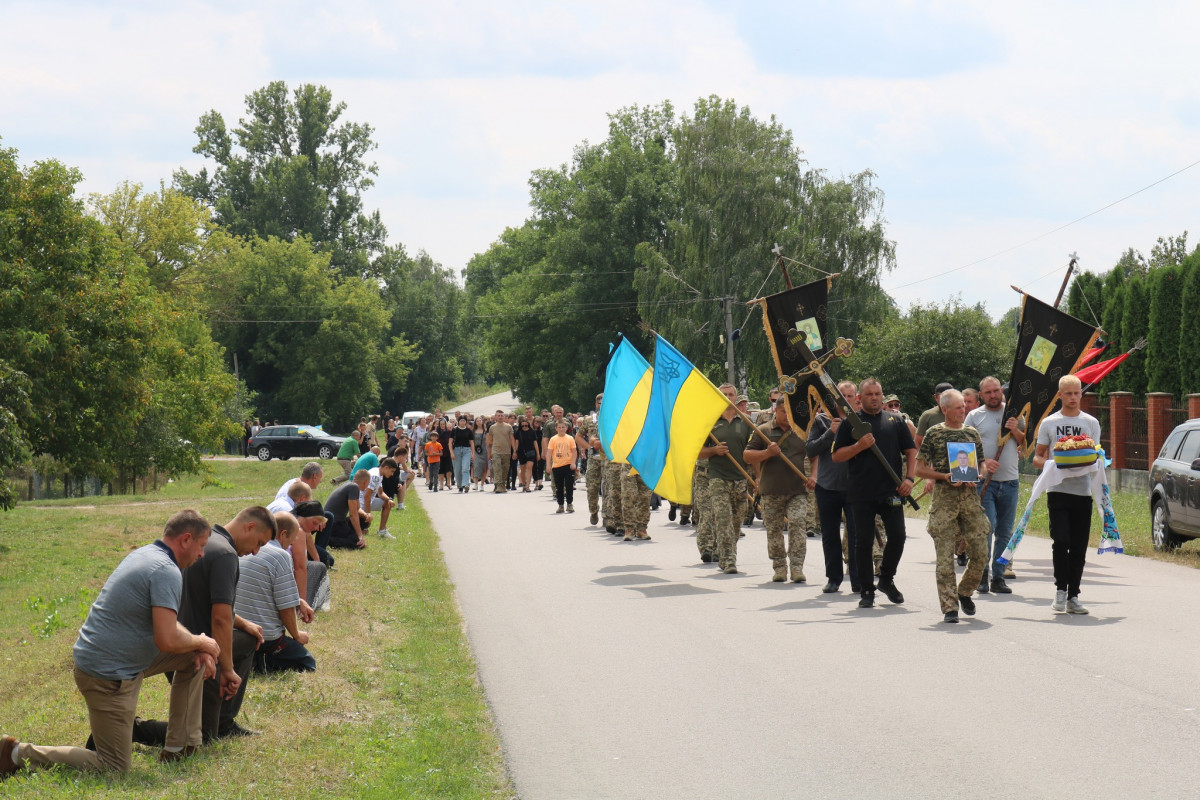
(598, 337, 653, 463)
(626, 336, 730, 505)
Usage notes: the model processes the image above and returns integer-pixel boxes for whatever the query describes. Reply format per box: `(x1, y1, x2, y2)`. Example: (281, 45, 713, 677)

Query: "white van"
(400, 411, 428, 429)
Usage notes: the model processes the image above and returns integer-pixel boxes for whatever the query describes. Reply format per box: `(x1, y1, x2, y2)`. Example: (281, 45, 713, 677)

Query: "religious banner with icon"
(1001, 293, 1102, 457)
(758, 277, 834, 437)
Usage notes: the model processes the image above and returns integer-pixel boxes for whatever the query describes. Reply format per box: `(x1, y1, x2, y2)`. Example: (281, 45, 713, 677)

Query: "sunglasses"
(886, 402, 901, 409)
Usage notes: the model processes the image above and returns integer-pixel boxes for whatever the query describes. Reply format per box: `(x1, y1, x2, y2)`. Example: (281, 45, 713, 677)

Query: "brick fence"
(1079, 391, 1200, 470)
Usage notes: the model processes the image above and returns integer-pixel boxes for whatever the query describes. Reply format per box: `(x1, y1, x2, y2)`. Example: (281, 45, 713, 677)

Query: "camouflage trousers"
(603, 459, 624, 529)
(928, 484, 990, 613)
(762, 493, 808, 574)
(491, 452, 511, 492)
(586, 455, 604, 517)
(692, 466, 713, 556)
(803, 458, 818, 534)
(709, 476, 748, 571)
(621, 467, 651, 535)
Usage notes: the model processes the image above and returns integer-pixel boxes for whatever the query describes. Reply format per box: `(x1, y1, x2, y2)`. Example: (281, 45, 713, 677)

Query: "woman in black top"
(437, 419, 455, 489)
(515, 418, 541, 492)
(451, 417, 475, 494)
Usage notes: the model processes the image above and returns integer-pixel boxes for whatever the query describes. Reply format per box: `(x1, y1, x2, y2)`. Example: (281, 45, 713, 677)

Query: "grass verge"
(0, 458, 514, 799)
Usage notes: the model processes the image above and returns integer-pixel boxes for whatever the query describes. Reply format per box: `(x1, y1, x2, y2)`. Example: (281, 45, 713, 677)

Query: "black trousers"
(816, 485, 859, 586)
(201, 629, 256, 739)
(1046, 491, 1092, 597)
(850, 498, 906, 595)
(553, 465, 575, 505)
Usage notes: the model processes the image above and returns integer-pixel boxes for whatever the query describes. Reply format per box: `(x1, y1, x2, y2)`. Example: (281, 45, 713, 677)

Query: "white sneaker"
(1066, 596, 1089, 615)
(397, 503, 405, 511)
(378, 529, 396, 540)
(1051, 589, 1067, 612)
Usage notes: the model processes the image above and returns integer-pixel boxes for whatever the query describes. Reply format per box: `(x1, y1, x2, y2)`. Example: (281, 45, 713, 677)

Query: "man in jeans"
(965, 376, 1024, 594)
(2, 511, 219, 774)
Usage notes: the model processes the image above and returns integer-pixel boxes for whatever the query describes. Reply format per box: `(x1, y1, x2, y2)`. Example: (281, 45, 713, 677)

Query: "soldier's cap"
(883, 394, 900, 405)
(736, 394, 749, 403)
(747, 402, 761, 412)
(934, 382, 954, 394)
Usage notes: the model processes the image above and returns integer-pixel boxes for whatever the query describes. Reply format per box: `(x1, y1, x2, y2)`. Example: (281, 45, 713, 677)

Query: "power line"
(885, 157, 1200, 292)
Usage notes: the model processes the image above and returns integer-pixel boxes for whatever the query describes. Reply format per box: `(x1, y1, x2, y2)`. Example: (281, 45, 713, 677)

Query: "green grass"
(0, 458, 514, 799)
(906, 478, 1200, 567)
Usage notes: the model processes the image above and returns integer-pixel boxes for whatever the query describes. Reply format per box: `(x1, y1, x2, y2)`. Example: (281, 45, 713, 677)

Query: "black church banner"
(759, 277, 834, 437)
(1001, 293, 1102, 457)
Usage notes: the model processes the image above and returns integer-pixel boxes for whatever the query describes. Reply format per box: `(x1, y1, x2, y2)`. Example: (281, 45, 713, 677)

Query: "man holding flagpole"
(699, 383, 754, 574)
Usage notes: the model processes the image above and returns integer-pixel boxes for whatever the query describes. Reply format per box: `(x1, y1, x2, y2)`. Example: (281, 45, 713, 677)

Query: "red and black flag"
(1001, 293, 1102, 456)
(758, 277, 834, 436)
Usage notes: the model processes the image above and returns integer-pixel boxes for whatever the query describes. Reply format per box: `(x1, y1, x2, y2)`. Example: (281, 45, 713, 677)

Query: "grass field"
(0, 458, 515, 799)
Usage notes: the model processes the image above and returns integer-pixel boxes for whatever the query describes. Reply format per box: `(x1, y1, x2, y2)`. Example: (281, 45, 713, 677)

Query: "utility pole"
(723, 297, 736, 386)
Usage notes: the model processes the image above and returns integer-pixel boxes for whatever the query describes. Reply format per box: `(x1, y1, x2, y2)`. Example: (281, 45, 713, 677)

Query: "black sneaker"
(822, 581, 839, 593)
(977, 579, 990, 594)
(944, 610, 959, 623)
(958, 594, 976, 616)
(668, 506, 677, 521)
(679, 516, 690, 525)
(858, 593, 875, 609)
(956, 553, 967, 567)
(990, 577, 1013, 594)
(876, 580, 904, 604)
(700, 552, 713, 563)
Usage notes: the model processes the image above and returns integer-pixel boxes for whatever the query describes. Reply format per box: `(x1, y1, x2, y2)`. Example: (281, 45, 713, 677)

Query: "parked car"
(1148, 418, 1200, 550)
(248, 425, 346, 462)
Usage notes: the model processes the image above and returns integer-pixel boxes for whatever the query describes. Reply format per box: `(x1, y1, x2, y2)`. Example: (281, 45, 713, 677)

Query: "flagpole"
(706, 432, 759, 494)
(728, 404, 810, 482)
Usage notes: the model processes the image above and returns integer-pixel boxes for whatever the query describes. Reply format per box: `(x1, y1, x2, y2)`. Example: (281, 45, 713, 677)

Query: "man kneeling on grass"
(236, 512, 317, 673)
(2, 511, 220, 775)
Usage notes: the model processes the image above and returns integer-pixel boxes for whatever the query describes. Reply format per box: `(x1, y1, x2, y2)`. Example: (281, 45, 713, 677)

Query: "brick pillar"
(1189, 394, 1200, 420)
(1147, 393, 1173, 464)
(1109, 392, 1132, 470)
(1081, 392, 1099, 418)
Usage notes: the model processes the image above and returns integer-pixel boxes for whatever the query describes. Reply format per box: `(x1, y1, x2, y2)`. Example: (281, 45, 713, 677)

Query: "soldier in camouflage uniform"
(575, 395, 605, 526)
(603, 457, 625, 534)
(701, 384, 753, 573)
(915, 389, 989, 623)
(744, 399, 816, 582)
(692, 460, 712, 558)
(620, 463, 652, 540)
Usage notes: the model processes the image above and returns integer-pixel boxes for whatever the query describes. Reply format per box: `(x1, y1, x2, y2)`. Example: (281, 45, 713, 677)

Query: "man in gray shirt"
(2, 511, 220, 775)
(965, 376, 1026, 594)
(1033, 374, 1103, 614)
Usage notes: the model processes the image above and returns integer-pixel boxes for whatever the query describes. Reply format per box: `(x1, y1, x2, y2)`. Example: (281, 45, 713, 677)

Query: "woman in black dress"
(515, 418, 541, 492)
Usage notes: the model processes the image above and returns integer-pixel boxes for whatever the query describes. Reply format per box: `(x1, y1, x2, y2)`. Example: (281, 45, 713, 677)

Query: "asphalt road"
(421, 480, 1200, 799)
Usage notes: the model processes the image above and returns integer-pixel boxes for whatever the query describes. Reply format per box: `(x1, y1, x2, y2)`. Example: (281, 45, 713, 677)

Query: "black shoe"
(944, 610, 959, 623)
(956, 552, 966, 566)
(668, 506, 677, 521)
(850, 583, 862, 593)
(876, 580, 904, 604)
(700, 552, 713, 563)
(679, 516, 690, 525)
(215, 722, 259, 740)
(990, 577, 1013, 594)
(958, 594, 976, 616)
(977, 579, 990, 594)
(858, 593, 875, 609)
(605, 525, 616, 534)
(822, 581, 839, 593)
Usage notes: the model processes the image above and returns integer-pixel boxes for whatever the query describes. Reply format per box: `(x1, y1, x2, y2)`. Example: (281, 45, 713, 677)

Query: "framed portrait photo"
(946, 441, 980, 484)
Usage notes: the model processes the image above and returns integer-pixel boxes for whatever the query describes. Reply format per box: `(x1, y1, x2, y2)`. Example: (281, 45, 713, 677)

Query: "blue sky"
(3, 1, 1198, 321)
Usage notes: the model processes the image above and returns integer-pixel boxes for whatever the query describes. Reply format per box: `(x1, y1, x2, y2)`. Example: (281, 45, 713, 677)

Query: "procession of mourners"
(3, 365, 1116, 778)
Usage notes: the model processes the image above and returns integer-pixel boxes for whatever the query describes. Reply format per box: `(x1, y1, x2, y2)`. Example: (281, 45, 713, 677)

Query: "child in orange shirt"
(548, 421, 578, 513)
(423, 432, 444, 492)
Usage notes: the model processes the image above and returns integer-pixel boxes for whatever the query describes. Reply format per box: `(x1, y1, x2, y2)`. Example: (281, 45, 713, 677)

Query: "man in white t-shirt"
(274, 462, 324, 502)
(267, 481, 311, 514)
(1033, 374, 1103, 615)
(361, 458, 399, 540)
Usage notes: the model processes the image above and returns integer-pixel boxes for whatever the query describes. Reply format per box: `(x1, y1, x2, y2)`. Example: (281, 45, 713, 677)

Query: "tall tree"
(1178, 255, 1200, 395)
(0, 360, 31, 510)
(175, 81, 387, 278)
(1117, 276, 1149, 397)
(1066, 271, 1103, 329)
(1146, 264, 1184, 397)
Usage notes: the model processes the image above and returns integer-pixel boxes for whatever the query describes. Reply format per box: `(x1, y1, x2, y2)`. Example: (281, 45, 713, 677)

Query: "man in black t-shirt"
(833, 378, 917, 609)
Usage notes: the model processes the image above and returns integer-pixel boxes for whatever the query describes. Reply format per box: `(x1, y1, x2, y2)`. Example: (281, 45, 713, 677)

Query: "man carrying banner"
(745, 395, 816, 582)
(965, 376, 1023, 594)
(806, 380, 863, 593)
(699, 383, 753, 574)
(832, 378, 917, 608)
(915, 390, 989, 623)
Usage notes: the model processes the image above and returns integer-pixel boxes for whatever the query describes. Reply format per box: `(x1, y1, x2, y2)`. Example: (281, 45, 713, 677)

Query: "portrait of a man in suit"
(948, 444, 980, 484)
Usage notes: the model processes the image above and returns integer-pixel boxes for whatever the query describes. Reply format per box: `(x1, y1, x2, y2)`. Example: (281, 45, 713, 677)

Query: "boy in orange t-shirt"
(423, 432, 444, 492)
(548, 421, 578, 513)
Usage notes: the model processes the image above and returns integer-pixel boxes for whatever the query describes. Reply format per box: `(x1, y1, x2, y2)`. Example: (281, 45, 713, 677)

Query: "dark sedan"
(1149, 418, 1200, 551)
(248, 425, 346, 462)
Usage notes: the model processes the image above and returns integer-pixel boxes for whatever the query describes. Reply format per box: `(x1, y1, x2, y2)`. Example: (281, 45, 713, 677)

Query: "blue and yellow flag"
(626, 336, 730, 505)
(597, 337, 653, 463)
